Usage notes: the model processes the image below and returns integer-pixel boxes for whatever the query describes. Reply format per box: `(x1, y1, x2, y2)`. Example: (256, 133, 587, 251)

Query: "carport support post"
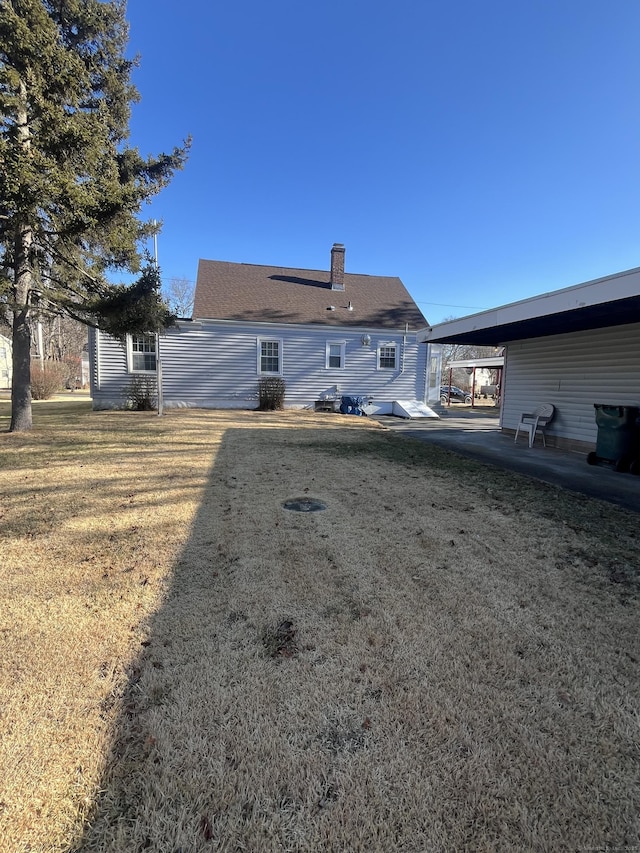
(447, 366, 453, 404)
(496, 367, 503, 406)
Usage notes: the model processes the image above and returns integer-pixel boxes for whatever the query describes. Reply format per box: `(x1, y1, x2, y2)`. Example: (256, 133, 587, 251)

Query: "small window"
(258, 338, 282, 374)
(378, 344, 397, 370)
(326, 341, 346, 369)
(128, 333, 156, 372)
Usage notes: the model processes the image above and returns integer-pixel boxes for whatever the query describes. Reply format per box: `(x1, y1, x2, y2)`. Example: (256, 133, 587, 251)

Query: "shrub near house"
(30, 362, 67, 400)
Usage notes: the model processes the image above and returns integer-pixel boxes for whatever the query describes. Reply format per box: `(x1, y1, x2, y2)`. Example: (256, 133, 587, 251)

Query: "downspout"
(156, 331, 163, 416)
(95, 328, 101, 390)
(400, 323, 408, 374)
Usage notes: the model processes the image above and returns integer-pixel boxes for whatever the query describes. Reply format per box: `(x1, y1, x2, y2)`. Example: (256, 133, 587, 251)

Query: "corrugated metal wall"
(503, 322, 640, 447)
(91, 321, 429, 410)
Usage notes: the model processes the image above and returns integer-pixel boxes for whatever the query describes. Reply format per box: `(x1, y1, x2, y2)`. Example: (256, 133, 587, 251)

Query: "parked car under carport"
(440, 385, 472, 405)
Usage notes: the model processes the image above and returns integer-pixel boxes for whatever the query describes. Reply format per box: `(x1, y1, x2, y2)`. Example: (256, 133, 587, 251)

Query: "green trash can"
(587, 404, 640, 472)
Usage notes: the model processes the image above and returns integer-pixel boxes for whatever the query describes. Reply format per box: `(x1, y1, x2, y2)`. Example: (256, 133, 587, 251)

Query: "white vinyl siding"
(258, 338, 282, 375)
(90, 322, 429, 411)
(326, 341, 346, 369)
(128, 333, 156, 373)
(502, 322, 640, 447)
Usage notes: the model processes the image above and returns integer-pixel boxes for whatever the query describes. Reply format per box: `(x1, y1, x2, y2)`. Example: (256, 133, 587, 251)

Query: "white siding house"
(420, 266, 640, 451)
(0, 334, 11, 390)
(90, 245, 440, 413)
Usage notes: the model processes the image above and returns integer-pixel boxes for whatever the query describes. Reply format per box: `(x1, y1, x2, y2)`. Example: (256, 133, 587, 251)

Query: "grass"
(0, 399, 638, 852)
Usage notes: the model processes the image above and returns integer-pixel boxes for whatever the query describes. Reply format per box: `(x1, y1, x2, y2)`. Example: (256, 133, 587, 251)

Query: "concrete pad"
(375, 409, 640, 514)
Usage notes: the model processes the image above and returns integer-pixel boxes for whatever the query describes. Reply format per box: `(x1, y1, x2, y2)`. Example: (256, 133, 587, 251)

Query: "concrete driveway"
(375, 407, 640, 514)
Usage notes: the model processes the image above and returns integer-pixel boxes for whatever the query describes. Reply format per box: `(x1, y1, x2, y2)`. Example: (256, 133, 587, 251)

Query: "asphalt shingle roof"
(193, 259, 428, 331)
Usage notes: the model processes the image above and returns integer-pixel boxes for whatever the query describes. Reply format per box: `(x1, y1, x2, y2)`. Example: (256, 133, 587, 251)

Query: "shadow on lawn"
(0, 394, 93, 431)
(73, 425, 349, 851)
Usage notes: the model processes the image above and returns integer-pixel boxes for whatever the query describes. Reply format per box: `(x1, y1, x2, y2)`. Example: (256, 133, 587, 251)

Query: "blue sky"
(124, 0, 640, 325)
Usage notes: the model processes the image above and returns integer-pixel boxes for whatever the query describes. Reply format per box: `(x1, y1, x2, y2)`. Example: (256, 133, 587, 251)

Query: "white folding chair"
(514, 403, 556, 448)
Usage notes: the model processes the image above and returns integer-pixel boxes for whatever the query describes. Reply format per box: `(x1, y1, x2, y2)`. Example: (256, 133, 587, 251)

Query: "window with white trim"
(325, 341, 346, 369)
(128, 333, 156, 372)
(257, 338, 282, 374)
(378, 343, 397, 370)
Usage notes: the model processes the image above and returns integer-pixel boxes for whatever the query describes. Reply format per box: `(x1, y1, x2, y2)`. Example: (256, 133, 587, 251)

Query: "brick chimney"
(330, 243, 345, 290)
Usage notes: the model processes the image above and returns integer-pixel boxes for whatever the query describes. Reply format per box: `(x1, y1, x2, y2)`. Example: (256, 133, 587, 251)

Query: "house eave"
(418, 266, 640, 346)
(191, 317, 422, 335)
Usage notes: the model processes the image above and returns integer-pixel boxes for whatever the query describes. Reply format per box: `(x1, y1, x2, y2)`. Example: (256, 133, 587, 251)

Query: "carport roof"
(418, 266, 640, 346)
(447, 356, 504, 369)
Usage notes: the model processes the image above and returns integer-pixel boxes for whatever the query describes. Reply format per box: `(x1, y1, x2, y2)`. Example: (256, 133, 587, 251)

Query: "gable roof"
(193, 258, 428, 331)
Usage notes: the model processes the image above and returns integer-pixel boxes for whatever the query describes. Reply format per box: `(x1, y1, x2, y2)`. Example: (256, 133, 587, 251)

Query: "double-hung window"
(326, 341, 346, 369)
(128, 333, 157, 372)
(378, 343, 397, 370)
(258, 338, 282, 375)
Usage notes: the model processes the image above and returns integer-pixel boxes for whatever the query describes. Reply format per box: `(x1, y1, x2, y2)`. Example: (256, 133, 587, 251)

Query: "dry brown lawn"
(0, 399, 638, 852)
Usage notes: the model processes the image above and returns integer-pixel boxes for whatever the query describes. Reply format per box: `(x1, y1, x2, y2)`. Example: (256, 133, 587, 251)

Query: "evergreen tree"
(165, 275, 195, 318)
(0, 0, 190, 430)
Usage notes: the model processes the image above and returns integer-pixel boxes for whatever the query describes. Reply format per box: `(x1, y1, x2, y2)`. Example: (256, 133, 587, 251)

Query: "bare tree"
(165, 276, 195, 318)
(33, 315, 87, 362)
(438, 317, 498, 389)
(26, 312, 88, 388)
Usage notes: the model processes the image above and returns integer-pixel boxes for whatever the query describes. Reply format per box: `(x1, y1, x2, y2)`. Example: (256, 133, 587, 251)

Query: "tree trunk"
(10, 309, 32, 432)
(10, 84, 34, 432)
(10, 223, 34, 432)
